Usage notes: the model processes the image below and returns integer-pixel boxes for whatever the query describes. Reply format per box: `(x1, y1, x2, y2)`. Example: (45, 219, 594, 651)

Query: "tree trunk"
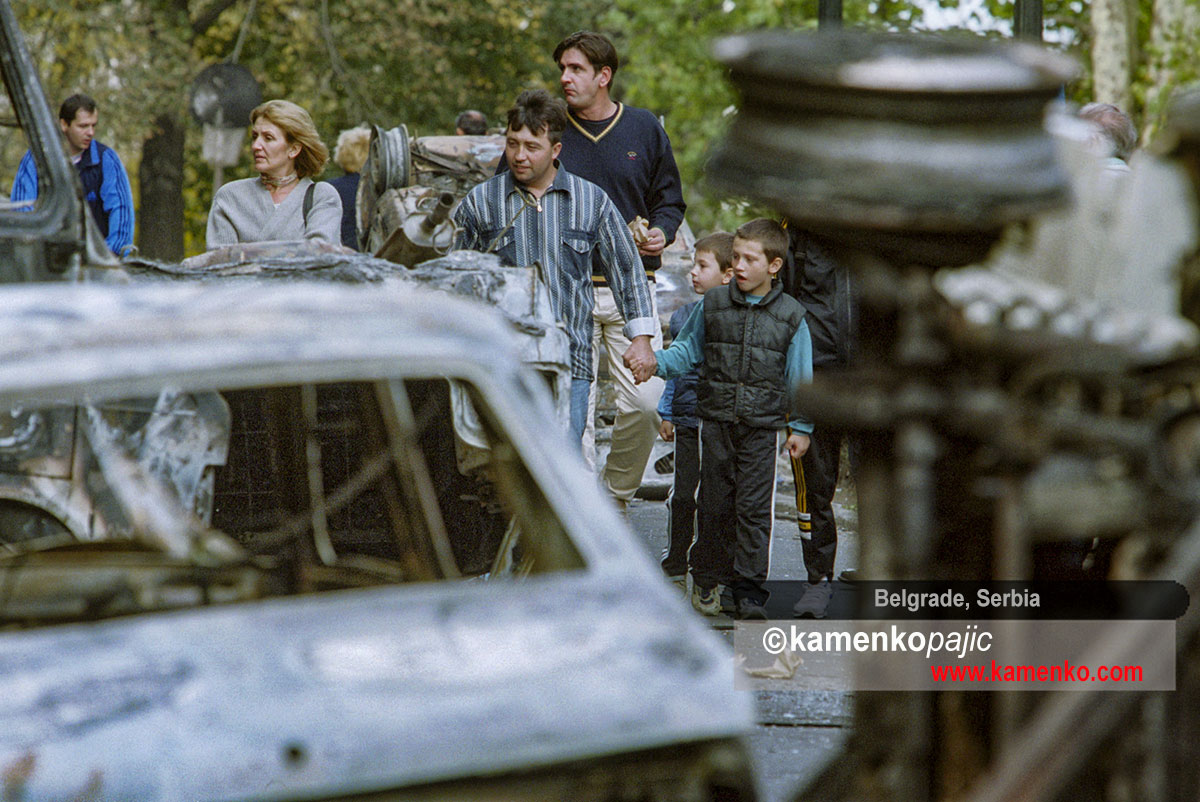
(1090, 0, 1133, 111)
(1145, 0, 1200, 138)
(137, 115, 185, 261)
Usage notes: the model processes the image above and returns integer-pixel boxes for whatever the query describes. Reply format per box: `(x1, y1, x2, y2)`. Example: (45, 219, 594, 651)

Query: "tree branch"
(319, 0, 368, 123)
(191, 0, 241, 39)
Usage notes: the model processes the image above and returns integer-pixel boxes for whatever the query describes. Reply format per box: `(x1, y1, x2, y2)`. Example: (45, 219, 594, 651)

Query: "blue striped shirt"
(454, 164, 656, 380)
(11, 140, 135, 256)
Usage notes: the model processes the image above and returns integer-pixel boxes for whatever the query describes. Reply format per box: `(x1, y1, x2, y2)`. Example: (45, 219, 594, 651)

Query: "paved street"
(622, 448, 858, 802)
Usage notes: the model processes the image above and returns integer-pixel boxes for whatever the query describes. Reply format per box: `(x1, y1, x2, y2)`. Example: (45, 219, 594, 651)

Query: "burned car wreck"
(118, 241, 574, 576)
(0, 281, 756, 800)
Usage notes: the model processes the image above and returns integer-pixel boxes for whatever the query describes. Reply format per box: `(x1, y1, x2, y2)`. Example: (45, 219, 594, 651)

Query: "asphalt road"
(623, 456, 858, 802)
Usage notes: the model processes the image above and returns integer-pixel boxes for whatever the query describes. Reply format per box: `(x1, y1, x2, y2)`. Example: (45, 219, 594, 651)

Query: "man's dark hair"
(455, 109, 488, 135)
(553, 31, 619, 82)
(59, 93, 97, 124)
(734, 218, 789, 265)
(506, 89, 568, 146)
(694, 232, 735, 273)
(1079, 102, 1138, 161)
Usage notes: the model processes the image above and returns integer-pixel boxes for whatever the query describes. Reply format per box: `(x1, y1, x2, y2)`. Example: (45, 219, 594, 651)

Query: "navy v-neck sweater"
(560, 104, 686, 279)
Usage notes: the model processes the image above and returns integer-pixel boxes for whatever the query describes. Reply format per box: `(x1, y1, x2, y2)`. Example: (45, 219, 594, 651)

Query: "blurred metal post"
(818, 0, 843, 29)
(1013, 0, 1044, 41)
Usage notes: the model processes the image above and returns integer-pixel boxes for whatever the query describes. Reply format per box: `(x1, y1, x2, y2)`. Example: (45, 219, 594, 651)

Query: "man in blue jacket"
(11, 93, 135, 256)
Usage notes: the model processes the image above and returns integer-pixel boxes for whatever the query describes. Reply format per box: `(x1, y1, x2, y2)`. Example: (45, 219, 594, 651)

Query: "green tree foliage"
(12, 0, 609, 255)
(184, 0, 608, 252)
(950, 0, 1200, 139)
(603, 0, 1199, 233)
(598, 0, 943, 234)
(9, 0, 1199, 253)
(9, 0, 194, 210)
(14, 0, 193, 144)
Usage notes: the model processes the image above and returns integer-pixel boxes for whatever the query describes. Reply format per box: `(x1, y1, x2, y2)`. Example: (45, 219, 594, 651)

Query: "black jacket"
(781, 227, 856, 368)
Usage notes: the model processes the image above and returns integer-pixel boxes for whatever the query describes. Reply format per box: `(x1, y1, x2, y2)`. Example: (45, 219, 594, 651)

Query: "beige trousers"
(583, 285, 665, 501)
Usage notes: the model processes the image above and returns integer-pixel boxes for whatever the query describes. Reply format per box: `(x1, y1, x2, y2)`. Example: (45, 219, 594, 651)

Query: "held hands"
(785, 433, 810, 460)
(623, 335, 657, 384)
(659, 420, 675, 442)
(626, 352, 657, 383)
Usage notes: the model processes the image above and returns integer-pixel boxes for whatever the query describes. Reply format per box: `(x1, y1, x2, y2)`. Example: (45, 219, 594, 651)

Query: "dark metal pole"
(818, 0, 843, 30)
(1013, 0, 1044, 41)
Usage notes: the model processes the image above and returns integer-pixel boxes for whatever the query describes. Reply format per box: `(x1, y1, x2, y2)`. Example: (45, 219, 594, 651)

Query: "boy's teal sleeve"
(786, 317, 814, 435)
(655, 302, 705, 379)
(657, 378, 675, 421)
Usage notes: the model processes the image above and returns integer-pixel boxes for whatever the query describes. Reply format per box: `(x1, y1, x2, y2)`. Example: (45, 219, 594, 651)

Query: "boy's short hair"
(506, 89, 568, 146)
(693, 231, 735, 272)
(734, 218, 789, 265)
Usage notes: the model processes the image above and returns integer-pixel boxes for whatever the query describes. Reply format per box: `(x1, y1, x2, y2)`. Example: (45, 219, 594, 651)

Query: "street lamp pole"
(1013, 0, 1044, 41)
(818, 0, 842, 30)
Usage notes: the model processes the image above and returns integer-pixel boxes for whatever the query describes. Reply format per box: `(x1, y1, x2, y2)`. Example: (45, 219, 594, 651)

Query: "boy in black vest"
(635, 218, 813, 619)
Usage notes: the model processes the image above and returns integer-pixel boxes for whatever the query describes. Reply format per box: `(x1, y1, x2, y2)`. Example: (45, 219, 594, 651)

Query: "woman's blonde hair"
(250, 99, 329, 178)
(334, 125, 371, 173)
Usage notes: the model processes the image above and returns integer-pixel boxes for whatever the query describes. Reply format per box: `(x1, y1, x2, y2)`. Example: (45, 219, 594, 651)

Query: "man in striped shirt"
(454, 89, 656, 446)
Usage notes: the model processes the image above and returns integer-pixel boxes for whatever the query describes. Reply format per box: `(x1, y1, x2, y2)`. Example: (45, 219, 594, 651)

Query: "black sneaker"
(792, 579, 833, 619)
(720, 586, 736, 614)
(736, 598, 768, 620)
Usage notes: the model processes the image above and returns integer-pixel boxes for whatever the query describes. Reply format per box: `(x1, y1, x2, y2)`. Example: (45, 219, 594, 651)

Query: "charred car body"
(0, 281, 756, 799)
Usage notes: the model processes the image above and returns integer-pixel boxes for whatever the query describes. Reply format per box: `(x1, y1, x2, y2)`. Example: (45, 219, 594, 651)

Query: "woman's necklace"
(261, 172, 298, 188)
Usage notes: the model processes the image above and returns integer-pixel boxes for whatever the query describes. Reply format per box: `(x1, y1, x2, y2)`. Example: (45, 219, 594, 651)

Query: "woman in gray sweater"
(205, 99, 342, 247)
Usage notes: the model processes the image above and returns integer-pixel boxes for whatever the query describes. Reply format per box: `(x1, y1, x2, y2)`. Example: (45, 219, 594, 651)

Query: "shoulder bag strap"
(303, 182, 315, 227)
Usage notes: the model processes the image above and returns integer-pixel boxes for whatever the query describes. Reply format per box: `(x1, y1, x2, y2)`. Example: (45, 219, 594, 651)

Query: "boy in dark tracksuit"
(657, 232, 735, 581)
(639, 218, 813, 620)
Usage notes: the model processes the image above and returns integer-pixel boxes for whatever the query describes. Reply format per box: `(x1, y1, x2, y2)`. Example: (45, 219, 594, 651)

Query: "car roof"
(0, 280, 526, 405)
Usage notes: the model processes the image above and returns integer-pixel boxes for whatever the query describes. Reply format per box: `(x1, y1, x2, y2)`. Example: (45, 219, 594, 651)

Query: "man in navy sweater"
(553, 30, 687, 510)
